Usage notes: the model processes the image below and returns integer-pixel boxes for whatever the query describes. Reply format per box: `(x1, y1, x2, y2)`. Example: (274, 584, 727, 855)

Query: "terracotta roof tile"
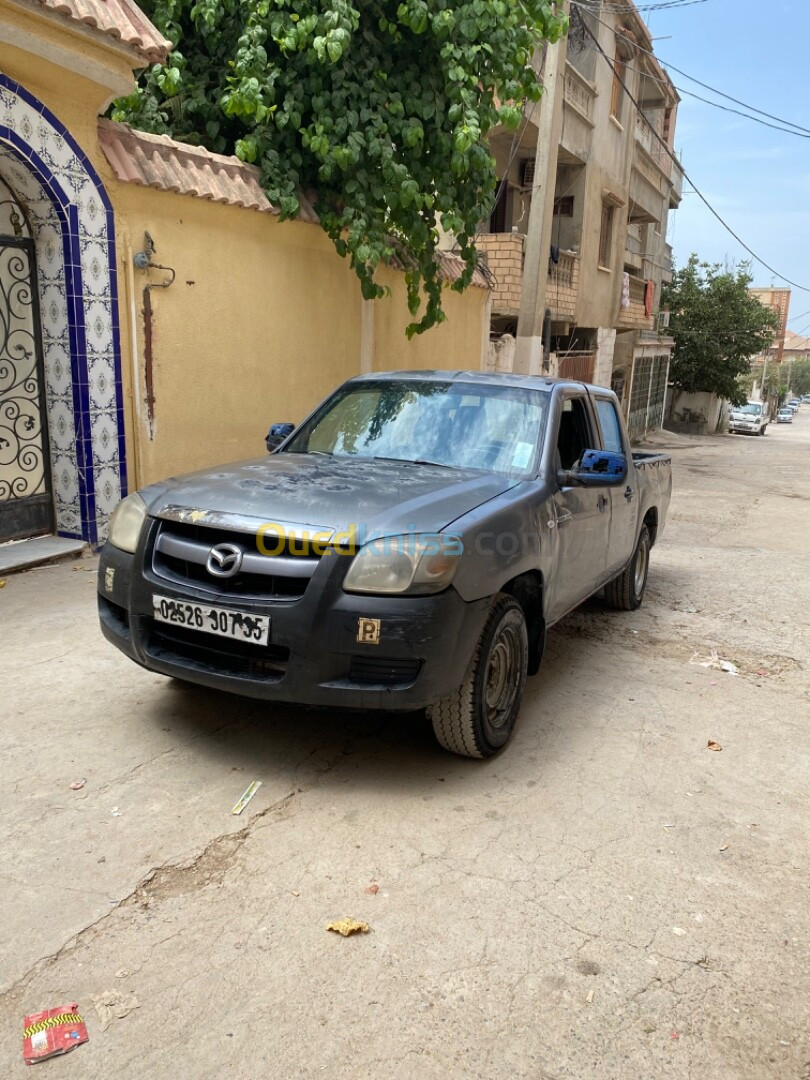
(35, 0, 171, 63)
(389, 243, 490, 291)
(98, 119, 320, 221)
(98, 120, 488, 289)
(436, 249, 490, 290)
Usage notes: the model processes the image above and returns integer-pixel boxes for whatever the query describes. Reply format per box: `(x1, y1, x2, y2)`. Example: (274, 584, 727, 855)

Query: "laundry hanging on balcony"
(621, 272, 631, 310)
(644, 280, 655, 318)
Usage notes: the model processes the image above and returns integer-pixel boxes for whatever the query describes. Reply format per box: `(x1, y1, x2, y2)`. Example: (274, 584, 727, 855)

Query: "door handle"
(624, 486, 635, 502)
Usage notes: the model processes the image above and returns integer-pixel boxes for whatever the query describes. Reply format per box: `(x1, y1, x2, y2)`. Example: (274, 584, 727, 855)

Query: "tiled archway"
(0, 73, 126, 545)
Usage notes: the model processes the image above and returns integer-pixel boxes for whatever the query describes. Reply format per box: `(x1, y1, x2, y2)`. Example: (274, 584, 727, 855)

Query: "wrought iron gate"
(0, 236, 53, 542)
(627, 354, 669, 441)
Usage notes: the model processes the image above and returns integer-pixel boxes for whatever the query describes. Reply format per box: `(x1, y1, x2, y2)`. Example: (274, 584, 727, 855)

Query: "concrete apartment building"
(477, 0, 683, 440)
(748, 287, 791, 368)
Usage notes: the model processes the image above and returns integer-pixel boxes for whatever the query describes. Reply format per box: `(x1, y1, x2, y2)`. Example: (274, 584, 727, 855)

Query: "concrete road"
(1, 414, 808, 1079)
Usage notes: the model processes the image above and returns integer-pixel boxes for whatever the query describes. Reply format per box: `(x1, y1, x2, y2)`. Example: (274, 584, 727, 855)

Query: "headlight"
(343, 535, 462, 595)
(108, 493, 147, 553)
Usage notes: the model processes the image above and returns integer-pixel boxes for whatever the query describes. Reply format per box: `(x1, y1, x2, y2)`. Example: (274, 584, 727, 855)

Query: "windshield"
(284, 380, 549, 476)
(735, 403, 763, 416)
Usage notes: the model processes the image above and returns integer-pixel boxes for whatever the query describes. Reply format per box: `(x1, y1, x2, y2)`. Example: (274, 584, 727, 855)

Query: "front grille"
(147, 621, 290, 680)
(348, 655, 422, 686)
(152, 519, 319, 601)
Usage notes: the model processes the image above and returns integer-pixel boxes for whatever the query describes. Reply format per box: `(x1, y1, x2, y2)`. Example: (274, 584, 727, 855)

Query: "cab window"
(556, 396, 594, 470)
(593, 398, 624, 455)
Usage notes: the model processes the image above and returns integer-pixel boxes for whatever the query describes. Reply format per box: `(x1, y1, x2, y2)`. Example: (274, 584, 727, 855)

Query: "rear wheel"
(428, 594, 528, 759)
(604, 525, 651, 611)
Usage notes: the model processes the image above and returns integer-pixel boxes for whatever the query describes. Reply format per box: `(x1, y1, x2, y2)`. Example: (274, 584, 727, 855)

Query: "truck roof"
(348, 370, 609, 395)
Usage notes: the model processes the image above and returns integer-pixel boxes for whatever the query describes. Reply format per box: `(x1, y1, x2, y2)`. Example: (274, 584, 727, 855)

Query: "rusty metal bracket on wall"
(134, 232, 175, 438)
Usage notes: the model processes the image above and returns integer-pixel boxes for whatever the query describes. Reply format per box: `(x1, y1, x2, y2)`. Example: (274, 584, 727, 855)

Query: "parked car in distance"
(777, 408, 794, 424)
(802, 395, 810, 405)
(787, 399, 801, 412)
(728, 401, 769, 436)
(97, 372, 672, 759)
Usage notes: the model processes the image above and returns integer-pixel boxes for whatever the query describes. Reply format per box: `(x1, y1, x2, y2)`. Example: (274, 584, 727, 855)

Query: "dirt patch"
(553, 610, 802, 682)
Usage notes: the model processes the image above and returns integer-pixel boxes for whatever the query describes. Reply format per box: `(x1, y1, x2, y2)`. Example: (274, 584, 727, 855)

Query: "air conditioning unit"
(658, 310, 671, 331)
(521, 159, 535, 187)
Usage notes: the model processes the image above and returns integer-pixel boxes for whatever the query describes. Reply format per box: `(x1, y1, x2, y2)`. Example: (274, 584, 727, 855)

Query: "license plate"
(152, 594, 270, 645)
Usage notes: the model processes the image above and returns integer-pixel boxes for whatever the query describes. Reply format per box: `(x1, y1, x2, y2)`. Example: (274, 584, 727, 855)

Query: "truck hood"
(144, 454, 517, 538)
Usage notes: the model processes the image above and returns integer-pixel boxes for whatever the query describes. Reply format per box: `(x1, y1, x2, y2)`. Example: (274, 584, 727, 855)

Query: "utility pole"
(514, 2, 570, 376)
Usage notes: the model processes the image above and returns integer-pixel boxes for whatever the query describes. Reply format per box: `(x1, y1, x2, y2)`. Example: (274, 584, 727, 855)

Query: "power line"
(661, 60, 810, 137)
(596, 0, 709, 11)
(576, 14, 810, 294)
(674, 87, 810, 139)
(572, 2, 810, 136)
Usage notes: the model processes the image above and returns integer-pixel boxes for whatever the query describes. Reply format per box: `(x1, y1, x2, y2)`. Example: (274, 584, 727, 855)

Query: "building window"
(598, 203, 614, 269)
(489, 180, 510, 234)
(553, 195, 575, 217)
(610, 49, 625, 123)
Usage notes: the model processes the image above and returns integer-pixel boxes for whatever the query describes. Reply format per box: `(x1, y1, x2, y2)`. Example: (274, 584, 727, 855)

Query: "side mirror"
(558, 449, 627, 488)
(266, 422, 295, 452)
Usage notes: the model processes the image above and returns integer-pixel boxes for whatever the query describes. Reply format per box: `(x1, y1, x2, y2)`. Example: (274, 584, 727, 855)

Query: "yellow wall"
(0, 6, 491, 491)
(111, 186, 364, 483)
(374, 265, 489, 374)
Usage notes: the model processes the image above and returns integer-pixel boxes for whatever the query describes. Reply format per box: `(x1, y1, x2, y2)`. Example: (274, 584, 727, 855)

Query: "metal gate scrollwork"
(0, 244, 45, 497)
(0, 211, 53, 541)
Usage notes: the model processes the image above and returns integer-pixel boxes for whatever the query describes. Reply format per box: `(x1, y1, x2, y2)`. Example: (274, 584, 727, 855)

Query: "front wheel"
(428, 594, 528, 759)
(604, 524, 651, 611)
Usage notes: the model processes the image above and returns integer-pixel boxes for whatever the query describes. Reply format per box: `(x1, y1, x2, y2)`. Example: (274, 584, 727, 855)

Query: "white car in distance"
(728, 401, 769, 436)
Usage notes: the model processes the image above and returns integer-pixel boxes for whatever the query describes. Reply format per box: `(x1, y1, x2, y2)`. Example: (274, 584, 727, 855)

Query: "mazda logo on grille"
(206, 542, 243, 578)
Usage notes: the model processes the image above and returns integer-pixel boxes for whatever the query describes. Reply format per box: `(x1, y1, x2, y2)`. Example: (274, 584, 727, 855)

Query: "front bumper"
(97, 534, 490, 711)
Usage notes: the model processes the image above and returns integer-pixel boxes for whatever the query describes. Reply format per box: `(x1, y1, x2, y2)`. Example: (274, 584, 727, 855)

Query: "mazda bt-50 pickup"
(98, 372, 672, 758)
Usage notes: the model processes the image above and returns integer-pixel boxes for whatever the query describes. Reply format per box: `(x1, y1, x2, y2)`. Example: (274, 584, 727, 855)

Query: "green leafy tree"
(662, 256, 780, 406)
(786, 358, 810, 397)
(112, 0, 567, 335)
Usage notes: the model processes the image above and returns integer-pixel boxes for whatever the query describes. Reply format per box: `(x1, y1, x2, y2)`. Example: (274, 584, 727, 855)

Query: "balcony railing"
(670, 157, 684, 202)
(634, 113, 672, 184)
(662, 243, 673, 283)
(625, 225, 643, 258)
(564, 63, 596, 124)
(548, 252, 580, 322)
(476, 235, 580, 322)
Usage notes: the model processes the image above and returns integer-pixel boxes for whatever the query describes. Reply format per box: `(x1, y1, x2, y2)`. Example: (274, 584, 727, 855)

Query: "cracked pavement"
(1, 416, 809, 1078)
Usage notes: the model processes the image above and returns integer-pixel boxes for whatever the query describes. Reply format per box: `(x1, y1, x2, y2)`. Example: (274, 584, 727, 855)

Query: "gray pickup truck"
(98, 372, 671, 758)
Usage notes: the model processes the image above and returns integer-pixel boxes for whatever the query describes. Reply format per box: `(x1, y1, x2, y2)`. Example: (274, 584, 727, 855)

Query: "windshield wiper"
(367, 455, 458, 470)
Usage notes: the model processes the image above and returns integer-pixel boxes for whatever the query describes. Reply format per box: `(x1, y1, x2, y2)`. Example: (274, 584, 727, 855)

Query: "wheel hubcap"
(484, 625, 522, 731)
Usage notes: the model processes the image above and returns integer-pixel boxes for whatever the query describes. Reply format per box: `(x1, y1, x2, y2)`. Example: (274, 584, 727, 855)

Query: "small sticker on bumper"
(357, 618, 381, 645)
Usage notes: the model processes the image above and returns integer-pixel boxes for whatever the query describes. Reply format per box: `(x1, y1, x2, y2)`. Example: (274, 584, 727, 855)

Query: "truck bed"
(632, 451, 671, 466)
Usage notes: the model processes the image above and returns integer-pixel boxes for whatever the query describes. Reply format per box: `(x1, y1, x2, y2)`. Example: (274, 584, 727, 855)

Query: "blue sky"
(644, 0, 810, 329)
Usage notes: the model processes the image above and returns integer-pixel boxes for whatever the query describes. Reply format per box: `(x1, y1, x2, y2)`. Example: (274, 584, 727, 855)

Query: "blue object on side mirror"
(558, 448, 627, 488)
(266, 422, 295, 452)
(578, 449, 626, 476)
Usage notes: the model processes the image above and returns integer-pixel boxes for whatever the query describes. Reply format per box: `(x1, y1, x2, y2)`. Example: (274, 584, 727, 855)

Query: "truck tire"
(604, 524, 651, 612)
(428, 594, 528, 759)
